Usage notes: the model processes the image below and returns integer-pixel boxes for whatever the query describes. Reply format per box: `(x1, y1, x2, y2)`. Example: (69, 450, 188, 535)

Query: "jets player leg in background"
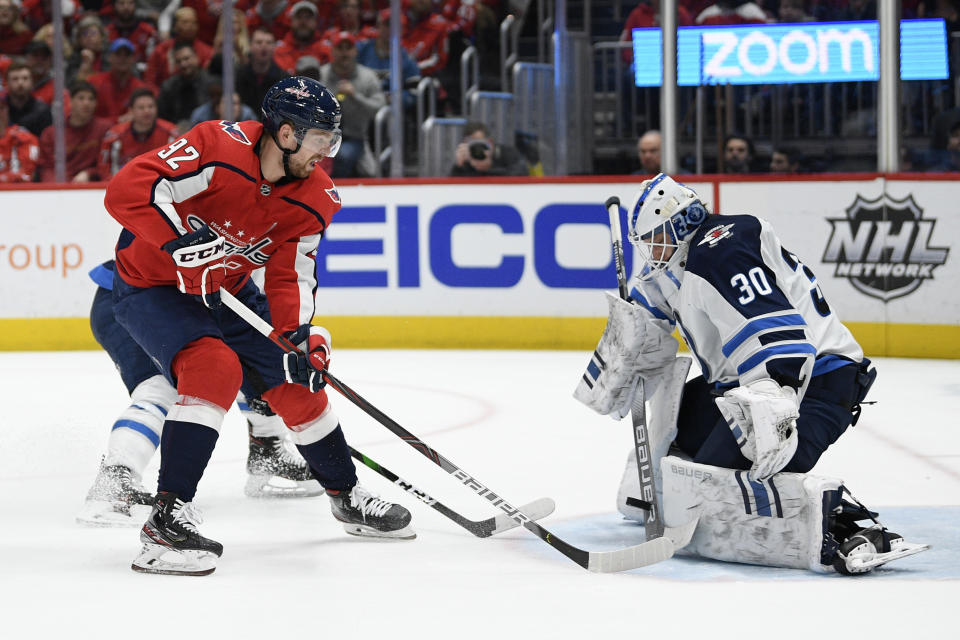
(104, 77, 413, 576)
(576, 174, 928, 574)
(77, 261, 323, 527)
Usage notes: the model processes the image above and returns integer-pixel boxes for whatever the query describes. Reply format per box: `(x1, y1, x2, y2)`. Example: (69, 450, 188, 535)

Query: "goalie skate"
(245, 431, 323, 498)
(76, 461, 153, 527)
(328, 484, 416, 540)
(131, 492, 223, 576)
(833, 525, 930, 575)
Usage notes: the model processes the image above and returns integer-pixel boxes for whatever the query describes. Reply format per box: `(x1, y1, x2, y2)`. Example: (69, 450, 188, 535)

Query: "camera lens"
(468, 141, 489, 160)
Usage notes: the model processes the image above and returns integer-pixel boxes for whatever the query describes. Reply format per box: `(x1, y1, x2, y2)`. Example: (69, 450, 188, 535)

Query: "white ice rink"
(1, 350, 957, 639)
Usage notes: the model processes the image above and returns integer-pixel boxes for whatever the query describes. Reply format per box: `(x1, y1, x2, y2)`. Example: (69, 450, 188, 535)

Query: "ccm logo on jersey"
(698, 223, 735, 247)
(219, 121, 252, 145)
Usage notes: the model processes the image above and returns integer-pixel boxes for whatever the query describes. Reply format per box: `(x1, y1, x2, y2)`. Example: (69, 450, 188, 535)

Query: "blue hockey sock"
(295, 426, 357, 491)
(157, 420, 220, 502)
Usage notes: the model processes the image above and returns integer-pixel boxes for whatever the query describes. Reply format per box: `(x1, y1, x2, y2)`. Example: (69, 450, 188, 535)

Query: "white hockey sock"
(237, 392, 286, 437)
(104, 376, 177, 476)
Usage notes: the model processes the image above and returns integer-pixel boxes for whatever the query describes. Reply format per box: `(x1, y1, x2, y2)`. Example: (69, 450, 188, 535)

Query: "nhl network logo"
(822, 193, 949, 301)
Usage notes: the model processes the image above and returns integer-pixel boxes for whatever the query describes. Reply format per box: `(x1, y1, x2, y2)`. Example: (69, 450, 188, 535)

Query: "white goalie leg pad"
(287, 403, 340, 445)
(105, 375, 178, 473)
(661, 455, 842, 572)
(617, 357, 692, 522)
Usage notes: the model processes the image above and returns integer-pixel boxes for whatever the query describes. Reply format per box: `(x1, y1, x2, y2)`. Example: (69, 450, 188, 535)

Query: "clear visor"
(633, 221, 680, 278)
(299, 128, 342, 158)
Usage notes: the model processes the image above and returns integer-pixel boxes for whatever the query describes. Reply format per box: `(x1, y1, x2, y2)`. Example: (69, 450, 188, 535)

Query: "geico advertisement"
(314, 181, 713, 316)
(719, 179, 958, 325)
(0, 189, 121, 318)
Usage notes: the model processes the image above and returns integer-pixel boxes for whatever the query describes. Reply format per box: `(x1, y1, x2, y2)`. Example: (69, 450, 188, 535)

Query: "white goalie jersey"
(628, 213, 864, 401)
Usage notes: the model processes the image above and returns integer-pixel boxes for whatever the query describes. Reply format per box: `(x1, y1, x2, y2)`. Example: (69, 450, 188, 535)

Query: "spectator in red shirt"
(67, 14, 109, 84)
(145, 7, 215, 89)
(0, 0, 33, 56)
(98, 87, 178, 178)
(88, 38, 151, 121)
(20, 0, 80, 32)
(620, 1, 693, 63)
(246, 0, 291, 41)
(236, 25, 287, 116)
(38, 81, 113, 182)
(0, 95, 39, 183)
(321, 0, 369, 47)
(403, 0, 451, 77)
(25, 40, 71, 113)
(273, 1, 330, 74)
(105, 0, 158, 65)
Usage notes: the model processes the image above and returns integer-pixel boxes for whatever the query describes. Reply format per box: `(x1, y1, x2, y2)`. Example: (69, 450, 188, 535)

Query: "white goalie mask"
(628, 173, 708, 279)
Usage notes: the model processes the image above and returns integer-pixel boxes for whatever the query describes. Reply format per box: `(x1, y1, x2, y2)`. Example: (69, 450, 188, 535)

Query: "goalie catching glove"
(162, 225, 227, 309)
(574, 292, 678, 420)
(715, 378, 799, 481)
(283, 324, 332, 393)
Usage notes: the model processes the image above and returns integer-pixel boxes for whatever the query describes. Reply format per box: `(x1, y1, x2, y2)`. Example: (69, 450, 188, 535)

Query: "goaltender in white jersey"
(575, 174, 928, 575)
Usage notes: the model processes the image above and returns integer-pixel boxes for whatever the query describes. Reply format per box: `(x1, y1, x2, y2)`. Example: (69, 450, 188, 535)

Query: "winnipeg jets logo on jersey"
(219, 121, 252, 145)
(325, 187, 341, 204)
(698, 223, 735, 247)
(187, 215, 273, 267)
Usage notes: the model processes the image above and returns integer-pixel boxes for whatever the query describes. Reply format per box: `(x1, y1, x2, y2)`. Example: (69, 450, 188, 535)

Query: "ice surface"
(1, 351, 957, 638)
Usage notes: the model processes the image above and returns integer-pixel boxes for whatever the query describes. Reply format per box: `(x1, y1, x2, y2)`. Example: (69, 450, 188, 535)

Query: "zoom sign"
(632, 19, 948, 86)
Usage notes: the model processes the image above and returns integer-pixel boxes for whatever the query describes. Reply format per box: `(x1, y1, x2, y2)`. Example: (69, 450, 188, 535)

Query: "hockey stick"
(349, 446, 556, 538)
(219, 289, 688, 572)
(605, 196, 664, 541)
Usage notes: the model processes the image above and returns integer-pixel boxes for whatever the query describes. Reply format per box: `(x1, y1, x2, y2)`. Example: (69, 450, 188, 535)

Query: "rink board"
(0, 175, 957, 356)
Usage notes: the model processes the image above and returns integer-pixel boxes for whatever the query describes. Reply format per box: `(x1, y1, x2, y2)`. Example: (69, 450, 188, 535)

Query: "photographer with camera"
(451, 121, 529, 177)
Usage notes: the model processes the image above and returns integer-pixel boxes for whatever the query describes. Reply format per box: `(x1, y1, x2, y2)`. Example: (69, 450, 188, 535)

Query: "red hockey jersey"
(104, 119, 342, 333)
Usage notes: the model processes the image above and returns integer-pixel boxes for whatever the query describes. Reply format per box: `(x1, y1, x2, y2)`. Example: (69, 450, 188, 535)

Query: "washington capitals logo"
(219, 121, 251, 145)
(285, 86, 311, 98)
(823, 193, 949, 301)
(698, 223, 735, 247)
(325, 187, 341, 204)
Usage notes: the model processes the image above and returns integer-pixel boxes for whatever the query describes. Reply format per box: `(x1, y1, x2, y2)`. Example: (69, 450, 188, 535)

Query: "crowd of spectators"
(0, 0, 507, 182)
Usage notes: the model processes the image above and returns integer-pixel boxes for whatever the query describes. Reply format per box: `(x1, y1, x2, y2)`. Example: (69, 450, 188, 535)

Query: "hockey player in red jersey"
(104, 76, 414, 576)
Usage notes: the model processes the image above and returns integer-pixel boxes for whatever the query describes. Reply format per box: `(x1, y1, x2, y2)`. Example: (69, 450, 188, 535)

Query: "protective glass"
(299, 128, 342, 157)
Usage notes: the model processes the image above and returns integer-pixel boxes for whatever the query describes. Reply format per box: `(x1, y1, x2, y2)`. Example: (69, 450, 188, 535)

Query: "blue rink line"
(527, 507, 959, 580)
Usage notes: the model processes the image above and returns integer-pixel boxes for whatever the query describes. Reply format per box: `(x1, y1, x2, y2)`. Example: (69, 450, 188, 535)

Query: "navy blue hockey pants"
(674, 363, 875, 473)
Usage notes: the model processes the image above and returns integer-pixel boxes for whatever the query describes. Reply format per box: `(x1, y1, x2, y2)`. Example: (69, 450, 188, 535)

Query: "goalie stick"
(219, 289, 693, 572)
(605, 196, 664, 541)
(349, 447, 556, 538)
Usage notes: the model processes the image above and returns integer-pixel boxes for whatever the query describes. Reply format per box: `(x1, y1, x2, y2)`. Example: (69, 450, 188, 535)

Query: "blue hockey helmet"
(262, 76, 342, 157)
(628, 173, 708, 278)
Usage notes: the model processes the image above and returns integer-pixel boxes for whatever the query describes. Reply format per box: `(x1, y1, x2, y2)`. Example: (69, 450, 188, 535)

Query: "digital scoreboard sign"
(632, 19, 949, 86)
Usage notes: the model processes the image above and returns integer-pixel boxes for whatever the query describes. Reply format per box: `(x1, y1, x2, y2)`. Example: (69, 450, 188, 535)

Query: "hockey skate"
(76, 460, 154, 527)
(131, 492, 223, 576)
(833, 525, 930, 575)
(829, 491, 929, 575)
(245, 426, 324, 498)
(327, 484, 416, 540)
